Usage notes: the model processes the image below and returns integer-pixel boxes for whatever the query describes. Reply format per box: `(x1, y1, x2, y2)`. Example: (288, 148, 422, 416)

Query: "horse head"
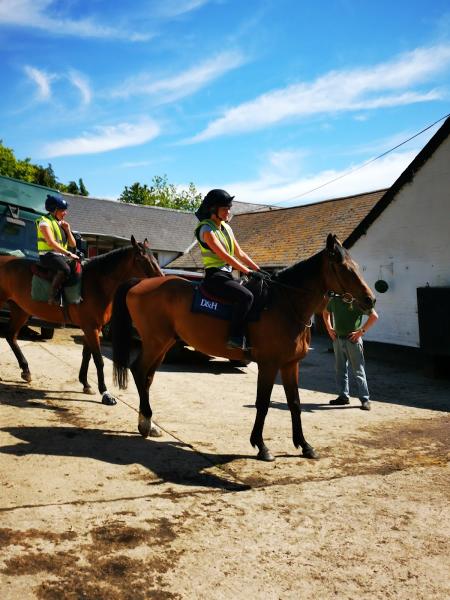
(130, 236, 164, 278)
(324, 234, 375, 313)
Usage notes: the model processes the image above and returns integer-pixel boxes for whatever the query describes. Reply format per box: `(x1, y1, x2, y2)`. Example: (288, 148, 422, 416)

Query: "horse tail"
(112, 278, 140, 389)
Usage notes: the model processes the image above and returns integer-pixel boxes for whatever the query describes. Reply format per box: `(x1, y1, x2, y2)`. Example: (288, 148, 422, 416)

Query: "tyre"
(40, 327, 55, 340)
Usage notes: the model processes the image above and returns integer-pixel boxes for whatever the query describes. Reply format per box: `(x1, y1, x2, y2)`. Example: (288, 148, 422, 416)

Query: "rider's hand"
(66, 251, 79, 260)
(247, 269, 265, 280)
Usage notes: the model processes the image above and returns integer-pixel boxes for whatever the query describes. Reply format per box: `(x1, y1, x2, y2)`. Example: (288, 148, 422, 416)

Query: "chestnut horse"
(0, 236, 162, 405)
(111, 234, 375, 460)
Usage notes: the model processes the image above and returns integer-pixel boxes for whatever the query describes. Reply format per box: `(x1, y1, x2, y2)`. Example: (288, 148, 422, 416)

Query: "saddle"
(30, 260, 83, 305)
(191, 275, 270, 321)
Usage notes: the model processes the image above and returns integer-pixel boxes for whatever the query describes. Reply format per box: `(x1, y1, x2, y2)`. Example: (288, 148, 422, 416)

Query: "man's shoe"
(227, 336, 251, 351)
(360, 400, 371, 411)
(329, 396, 350, 405)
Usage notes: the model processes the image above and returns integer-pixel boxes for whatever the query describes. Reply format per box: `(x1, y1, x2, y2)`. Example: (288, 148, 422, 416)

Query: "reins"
(247, 272, 314, 330)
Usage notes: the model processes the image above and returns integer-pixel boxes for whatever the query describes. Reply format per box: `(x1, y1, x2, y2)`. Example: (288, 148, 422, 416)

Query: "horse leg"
(280, 361, 318, 459)
(250, 364, 278, 461)
(5, 303, 32, 383)
(78, 344, 95, 395)
(83, 328, 117, 406)
(130, 346, 169, 439)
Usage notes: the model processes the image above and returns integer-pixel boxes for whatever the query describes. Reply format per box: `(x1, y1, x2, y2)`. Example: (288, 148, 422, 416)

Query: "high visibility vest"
(194, 219, 235, 269)
(36, 214, 67, 253)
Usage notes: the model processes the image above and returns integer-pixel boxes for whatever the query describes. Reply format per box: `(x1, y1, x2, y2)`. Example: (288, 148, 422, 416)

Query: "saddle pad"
(31, 275, 83, 304)
(190, 286, 262, 322)
(191, 286, 233, 320)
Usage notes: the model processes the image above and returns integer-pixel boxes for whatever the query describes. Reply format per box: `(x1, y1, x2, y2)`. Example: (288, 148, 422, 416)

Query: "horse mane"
(82, 245, 132, 274)
(272, 249, 324, 288)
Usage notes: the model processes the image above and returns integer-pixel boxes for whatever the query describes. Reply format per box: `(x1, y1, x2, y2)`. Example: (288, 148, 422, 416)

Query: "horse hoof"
(21, 371, 31, 383)
(257, 448, 275, 462)
(83, 386, 96, 395)
(302, 447, 319, 460)
(101, 393, 117, 406)
(138, 414, 151, 438)
(149, 425, 163, 438)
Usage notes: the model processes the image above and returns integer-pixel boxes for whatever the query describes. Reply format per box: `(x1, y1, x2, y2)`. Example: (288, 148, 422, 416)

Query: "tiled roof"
(64, 194, 271, 253)
(65, 194, 197, 252)
(169, 189, 387, 269)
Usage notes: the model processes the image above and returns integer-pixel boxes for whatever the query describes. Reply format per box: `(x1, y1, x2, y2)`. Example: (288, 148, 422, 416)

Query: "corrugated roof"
(65, 194, 272, 253)
(169, 189, 387, 269)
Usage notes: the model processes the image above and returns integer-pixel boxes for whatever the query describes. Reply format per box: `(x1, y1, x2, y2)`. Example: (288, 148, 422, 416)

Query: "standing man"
(323, 297, 378, 411)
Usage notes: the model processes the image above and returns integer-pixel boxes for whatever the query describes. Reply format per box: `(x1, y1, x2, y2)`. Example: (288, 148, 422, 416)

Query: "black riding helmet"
(195, 189, 234, 221)
(45, 194, 68, 213)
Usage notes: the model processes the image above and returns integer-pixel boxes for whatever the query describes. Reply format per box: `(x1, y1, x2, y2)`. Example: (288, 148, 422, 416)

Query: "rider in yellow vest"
(36, 194, 78, 304)
(194, 189, 261, 350)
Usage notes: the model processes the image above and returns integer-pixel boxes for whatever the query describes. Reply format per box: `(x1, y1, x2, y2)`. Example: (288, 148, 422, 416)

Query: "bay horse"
(0, 236, 163, 405)
(111, 234, 375, 460)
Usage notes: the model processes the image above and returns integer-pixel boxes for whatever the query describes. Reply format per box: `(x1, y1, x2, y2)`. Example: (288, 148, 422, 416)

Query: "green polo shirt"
(326, 297, 363, 336)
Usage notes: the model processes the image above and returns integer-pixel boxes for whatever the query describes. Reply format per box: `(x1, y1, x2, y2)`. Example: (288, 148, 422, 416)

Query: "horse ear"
(143, 238, 149, 248)
(131, 235, 137, 247)
(326, 233, 335, 252)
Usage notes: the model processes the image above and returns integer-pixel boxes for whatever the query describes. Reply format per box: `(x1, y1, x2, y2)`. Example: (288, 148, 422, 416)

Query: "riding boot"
(48, 271, 66, 305)
(227, 313, 251, 351)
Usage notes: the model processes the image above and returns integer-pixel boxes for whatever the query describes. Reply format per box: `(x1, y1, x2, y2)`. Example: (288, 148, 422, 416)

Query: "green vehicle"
(0, 175, 72, 338)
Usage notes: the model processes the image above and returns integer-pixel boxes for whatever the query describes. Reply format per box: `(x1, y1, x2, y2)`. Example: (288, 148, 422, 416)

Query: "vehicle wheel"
(40, 327, 55, 340)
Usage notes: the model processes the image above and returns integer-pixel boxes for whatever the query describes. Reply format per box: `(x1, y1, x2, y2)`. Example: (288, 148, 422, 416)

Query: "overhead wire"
(275, 112, 450, 206)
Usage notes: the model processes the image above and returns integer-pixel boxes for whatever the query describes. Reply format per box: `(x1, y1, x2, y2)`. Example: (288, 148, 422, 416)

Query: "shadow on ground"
(0, 425, 251, 492)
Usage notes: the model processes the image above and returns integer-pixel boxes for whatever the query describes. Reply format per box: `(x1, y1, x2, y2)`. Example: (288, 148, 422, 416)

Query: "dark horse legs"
(131, 346, 168, 438)
(78, 330, 117, 405)
(5, 302, 31, 382)
(280, 362, 318, 459)
(250, 364, 279, 461)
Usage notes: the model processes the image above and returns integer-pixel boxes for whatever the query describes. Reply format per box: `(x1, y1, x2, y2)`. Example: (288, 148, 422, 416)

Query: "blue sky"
(1, 0, 450, 206)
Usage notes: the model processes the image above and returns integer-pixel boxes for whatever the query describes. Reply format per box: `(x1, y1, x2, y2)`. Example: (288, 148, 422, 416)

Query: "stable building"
(346, 116, 450, 357)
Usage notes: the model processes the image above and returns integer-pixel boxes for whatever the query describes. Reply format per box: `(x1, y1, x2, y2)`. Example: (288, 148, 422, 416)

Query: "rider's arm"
(233, 238, 260, 271)
(39, 223, 78, 259)
(203, 230, 251, 274)
(59, 219, 77, 249)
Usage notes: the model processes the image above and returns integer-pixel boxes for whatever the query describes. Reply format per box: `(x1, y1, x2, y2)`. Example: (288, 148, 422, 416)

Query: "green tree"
(34, 163, 59, 188)
(119, 182, 153, 205)
(78, 178, 89, 196)
(66, 181, 80, 194)
(0, 140, 89, 195)
(119, 175, 202, 211)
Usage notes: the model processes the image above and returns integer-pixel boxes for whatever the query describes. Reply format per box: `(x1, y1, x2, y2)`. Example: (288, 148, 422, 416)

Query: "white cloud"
(24, 65, 92, 107)
(0, 0, 151, 41)
(67, 70, 92, 105)
(188, 45, 450, 142)
(112, 51, 245, 103)
(41, 118, 160, 157)
(222, 149, 419, 206)
(23, 65, 54, 100)
(154, 0, 211, 18)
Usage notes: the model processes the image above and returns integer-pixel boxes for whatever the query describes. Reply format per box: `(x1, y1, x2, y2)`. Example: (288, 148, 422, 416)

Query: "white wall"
(352, 136, 450, 347)
(157, 250, 180, 267)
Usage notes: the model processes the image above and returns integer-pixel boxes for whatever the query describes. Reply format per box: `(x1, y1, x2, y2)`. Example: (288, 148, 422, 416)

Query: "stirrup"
(227, 336, 251, 351)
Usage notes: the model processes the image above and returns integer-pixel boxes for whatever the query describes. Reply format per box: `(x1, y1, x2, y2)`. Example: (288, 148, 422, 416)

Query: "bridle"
(134, 245, 162, 277)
